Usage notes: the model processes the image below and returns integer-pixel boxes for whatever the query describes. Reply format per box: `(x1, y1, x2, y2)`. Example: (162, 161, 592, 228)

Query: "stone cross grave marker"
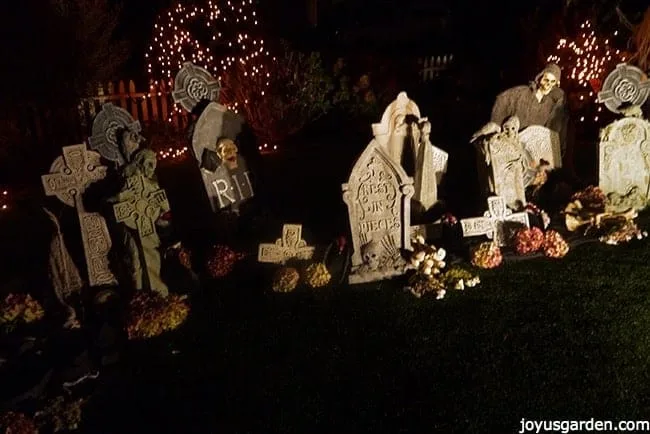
(258, 224, 315, 264)
(460, 196, 529, 246)
(597, 63, 650, 210)
(597, 63, 650, 114)
(192, 102, 248, 212)
(42, 144, 117, 287)
(342, 140, 414, 284)
(88, 103, 142, 166)
(173, 62, 222, 113)
(113, 172, 171, 295)
(519, 126, 562, 169)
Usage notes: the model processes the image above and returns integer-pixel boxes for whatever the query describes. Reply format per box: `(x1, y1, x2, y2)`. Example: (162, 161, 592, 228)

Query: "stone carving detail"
(173, 62, 222, 113)
(88, 103, 142, 166)
(371, 91, 421, 164)
(486, 133, 527, 210)
(191, 102, 249, 212)
(413, 119, 448, 213)
(599, 117, 650, 210)
(42, 144, 117, 287)
(598, 63, 650, 114)
(519, 125, 562, 169)
(342, 140, 414, 284)
(258, 224, 315, 264)
(460, 196, 530, 246)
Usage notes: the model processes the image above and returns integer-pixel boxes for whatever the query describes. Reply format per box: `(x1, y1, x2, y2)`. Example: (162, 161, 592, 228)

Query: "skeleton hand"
(470, 122, 501, 144)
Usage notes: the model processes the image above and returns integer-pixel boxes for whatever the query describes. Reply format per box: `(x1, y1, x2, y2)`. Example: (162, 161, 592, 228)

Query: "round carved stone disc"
(172, 62, 222, 113)
(597, 63, 650, 114)
(88, 103, 141, 166)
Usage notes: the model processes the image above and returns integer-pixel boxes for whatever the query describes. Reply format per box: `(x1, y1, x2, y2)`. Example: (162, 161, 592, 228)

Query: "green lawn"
(79, 226, 650, 433)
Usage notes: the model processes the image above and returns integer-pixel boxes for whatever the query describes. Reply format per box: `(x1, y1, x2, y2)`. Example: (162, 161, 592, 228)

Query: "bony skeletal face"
(361, 240, 381, 270)
(502, 116, 520, 139)
(216, 138, 239, 170)
(538, 72, 558, 96)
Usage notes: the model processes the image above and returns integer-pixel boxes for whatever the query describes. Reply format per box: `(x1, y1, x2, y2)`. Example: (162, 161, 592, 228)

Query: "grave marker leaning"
(460, 196, 529, 246)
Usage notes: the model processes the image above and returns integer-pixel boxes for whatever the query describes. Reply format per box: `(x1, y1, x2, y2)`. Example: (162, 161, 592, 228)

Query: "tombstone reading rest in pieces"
(460, 196, 530, 246)
(88, 103, 143, 166)
(597, 63, 650, 211)
(343, 138, 414, 284)
(42, 144, 117, 287)
(258, 224, 315, 264)
(111, 149, 171, 297)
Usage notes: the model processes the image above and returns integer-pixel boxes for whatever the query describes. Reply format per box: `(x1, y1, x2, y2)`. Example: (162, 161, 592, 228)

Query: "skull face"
(502, 116, 520, 139)
(361, 240, 381, 270)
(537, 72, 558, 96)
(217, 138, 239, 170)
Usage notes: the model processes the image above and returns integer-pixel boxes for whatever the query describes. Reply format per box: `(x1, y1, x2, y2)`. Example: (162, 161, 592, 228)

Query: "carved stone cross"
(598, 63, 650, 114)
(257, 224, 315, 264)
(42, 144, 117, 287)
(460, 196, 530, 246)
(173, 62, 222, 113)
(113, 175, 170, 240)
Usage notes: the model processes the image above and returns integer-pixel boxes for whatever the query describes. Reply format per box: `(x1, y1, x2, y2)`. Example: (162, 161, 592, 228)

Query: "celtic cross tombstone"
(173, 62, 222, 113)
(88, 103, 142, 166)
(257, 224, 315, 264)
(597, 63, 650, 210)
(42, 144, 117, 287)
(460, 196, 530, 246)
(113, 171, 171, 296)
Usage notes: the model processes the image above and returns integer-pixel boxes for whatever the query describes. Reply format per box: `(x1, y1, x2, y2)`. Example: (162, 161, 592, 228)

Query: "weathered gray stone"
(598, 63, 650, 114)
(460, 196, 529, 246)
(88, 103, 142, 166)
(258, 224, 315, 264)
(173, 62, 222, 113)
(519, 125, 562, 169)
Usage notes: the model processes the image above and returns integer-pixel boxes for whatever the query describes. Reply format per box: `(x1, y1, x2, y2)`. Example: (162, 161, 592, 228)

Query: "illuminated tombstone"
(597, 63, 650, 211)
(89, 103, 144, 167)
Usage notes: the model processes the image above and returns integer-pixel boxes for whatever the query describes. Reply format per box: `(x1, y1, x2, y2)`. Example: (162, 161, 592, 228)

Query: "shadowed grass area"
(79, 229, 650, 433)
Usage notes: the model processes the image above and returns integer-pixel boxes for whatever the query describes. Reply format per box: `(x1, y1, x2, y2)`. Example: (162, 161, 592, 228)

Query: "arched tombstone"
(597, 63, 650, 211)
(88, 103, 142, 167)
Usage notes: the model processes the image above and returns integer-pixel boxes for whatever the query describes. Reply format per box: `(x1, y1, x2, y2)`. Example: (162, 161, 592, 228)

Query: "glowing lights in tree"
(146, 0, 271, 118)
(158, 147, 189, 161)
(1, 189, 10, 212)
(546, 20, 626, 124)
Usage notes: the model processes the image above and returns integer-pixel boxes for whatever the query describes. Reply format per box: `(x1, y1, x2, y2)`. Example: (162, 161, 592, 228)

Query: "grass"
(73, 230, 650, 433)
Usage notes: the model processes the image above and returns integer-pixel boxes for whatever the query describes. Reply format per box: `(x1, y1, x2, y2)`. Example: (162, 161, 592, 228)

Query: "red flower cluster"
(205, 245, 245, 278)
(513, 227, 545, 255)
(542, 230, 570, 258)
(0, 411, 38, 434)
(471, 242, 503, 269)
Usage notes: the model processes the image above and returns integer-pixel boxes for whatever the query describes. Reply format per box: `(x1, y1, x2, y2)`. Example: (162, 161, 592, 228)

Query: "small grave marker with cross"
(460, 196, 529, 246)
(42, 144, 117, 287)
(258, 224, 315, 264)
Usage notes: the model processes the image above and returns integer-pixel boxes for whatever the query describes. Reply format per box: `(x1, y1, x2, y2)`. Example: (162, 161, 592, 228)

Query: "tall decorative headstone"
(111, 149, 171, 296)
(519, 125, 562, 169)
(597, 63, 650, 211)
(342, 140, 414, 284)
(42, 144, 117, 287)
(460, 196, 529, 246)
(371, 92, 421, 165)
(88, 103, 142, 166)
(173, 62, 222, 113)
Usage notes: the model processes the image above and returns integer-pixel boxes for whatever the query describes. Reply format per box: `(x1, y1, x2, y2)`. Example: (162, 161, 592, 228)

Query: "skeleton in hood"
(473, 63, 568, 156)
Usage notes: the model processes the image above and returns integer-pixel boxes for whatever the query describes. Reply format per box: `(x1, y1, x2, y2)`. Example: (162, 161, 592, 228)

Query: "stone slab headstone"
(258, 224, 315, 264)
(487, 134, 527, 209)
(88, 103, 142, 166)
(597, 63, 650, 114)
(42, 144, 117, 287)
(192, 102, 249, 212)
(342, 140, 414, 284)
(599, 117, 650, 210)
(413, 120, 448, 213)
(460, 196, 530, 246)
(519, 126, 562, 169)
(173, 62, 222, 113)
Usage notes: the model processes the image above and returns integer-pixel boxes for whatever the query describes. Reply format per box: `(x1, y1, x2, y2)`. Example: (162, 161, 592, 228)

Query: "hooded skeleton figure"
(488, 63, 568, 154)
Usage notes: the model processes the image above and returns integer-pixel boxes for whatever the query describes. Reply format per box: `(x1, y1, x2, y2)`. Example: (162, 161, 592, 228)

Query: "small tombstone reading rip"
(173, 62, 222, 113)
(258, 224, 315, 264)
(519, 126, 562, 169)
(42, 144, 117, 287)
(112, 150, 171, 296)
(460, 196, 529, 246)
(342, 140, 414, 284)
(88, 103, 142, 166)
(597, 63, 650, 210)
(192, 102, 250, 212)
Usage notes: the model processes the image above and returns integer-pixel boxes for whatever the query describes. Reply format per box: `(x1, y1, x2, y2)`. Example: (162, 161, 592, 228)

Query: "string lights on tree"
(146, 0, 272, 119)
(546, 20, 627, 126)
